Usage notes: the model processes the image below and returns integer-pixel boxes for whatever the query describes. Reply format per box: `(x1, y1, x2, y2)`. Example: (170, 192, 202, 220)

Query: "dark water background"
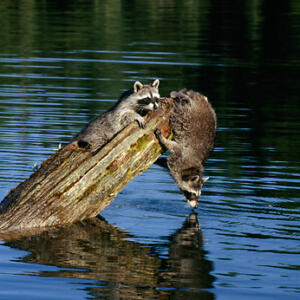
(0, 0, 299, 299)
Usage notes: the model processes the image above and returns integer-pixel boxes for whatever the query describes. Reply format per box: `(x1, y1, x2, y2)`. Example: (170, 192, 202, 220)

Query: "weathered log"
(0, 98, 173, 232)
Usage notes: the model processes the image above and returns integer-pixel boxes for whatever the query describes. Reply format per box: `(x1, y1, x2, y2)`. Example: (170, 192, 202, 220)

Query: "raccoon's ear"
(152, 79, 160, 88)
(202, 177, 209, 183)
(133, 81, 143, 93)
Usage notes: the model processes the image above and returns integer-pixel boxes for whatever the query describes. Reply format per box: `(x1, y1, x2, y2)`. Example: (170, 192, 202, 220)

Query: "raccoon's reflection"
(159, 213, 215, 297)
(4, 214, 214, 299)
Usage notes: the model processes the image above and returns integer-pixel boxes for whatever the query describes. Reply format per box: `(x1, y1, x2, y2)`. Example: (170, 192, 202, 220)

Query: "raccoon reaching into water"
(155, 89, 216, 208)
(70, 79, 160, 151)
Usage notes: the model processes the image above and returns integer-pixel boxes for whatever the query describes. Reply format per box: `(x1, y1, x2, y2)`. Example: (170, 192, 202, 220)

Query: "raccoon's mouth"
(184, 191, 199, 209)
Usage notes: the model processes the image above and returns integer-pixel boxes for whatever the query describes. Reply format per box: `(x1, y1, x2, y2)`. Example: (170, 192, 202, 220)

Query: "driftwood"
(0, 98, 173, 232)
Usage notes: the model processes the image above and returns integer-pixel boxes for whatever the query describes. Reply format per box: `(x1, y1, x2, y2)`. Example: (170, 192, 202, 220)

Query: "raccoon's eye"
(190, 176, 199, 182)
(138, 97, 152, 105)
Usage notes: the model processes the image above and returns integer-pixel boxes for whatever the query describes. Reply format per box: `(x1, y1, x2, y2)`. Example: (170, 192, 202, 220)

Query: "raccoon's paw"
(154, 129, 162, 139)
(136, 116, 146, 129)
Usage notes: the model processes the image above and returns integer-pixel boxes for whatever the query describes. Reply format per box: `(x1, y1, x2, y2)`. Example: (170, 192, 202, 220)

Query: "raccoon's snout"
(183, 190, 199, 207)
(148, 101, 158, 110)
(184, 191, 199, 208)
(150, 97, 159, 110)
(187, 199, 198, 209)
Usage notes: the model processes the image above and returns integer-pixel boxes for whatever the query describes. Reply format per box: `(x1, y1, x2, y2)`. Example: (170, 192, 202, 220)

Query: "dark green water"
(0, 1, 299, 299)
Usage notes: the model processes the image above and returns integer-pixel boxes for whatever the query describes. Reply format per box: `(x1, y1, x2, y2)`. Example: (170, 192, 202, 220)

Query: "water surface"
(0, 1, 299, 299)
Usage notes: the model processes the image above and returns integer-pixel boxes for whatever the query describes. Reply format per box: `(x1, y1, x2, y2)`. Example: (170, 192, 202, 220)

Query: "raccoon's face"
(133, 79, 160, 115)
(180, 169, 209, 208)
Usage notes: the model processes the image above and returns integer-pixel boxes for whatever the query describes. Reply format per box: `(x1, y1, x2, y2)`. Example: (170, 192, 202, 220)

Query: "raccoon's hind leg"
(64, 140, 91, 151)
(155, 129, 181, 155)
(77, 140, 91, 150)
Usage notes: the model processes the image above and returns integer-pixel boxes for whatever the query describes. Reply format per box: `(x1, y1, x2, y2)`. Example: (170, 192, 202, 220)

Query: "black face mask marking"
(138, 97, 159, 109)
(138, 97, 153, 106)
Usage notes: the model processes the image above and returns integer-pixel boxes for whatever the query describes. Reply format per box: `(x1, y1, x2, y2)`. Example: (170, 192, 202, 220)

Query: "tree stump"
(0, 98, 172, 232)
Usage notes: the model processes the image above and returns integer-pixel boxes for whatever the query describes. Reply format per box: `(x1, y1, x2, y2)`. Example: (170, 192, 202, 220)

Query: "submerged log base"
(0, 98, 173, 232)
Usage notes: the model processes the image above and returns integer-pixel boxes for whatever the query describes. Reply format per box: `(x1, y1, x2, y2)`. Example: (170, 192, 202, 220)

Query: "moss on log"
(0, 98, 172, 232)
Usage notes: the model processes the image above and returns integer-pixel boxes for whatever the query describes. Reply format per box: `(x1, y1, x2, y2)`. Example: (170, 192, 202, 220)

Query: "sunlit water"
(0, 1, 299, 299)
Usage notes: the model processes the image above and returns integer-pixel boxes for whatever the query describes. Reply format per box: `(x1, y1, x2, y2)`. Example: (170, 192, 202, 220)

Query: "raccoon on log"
(0, 90, 172, 233)
(155, 89, 217, 208)
(69, 79, 160, 151)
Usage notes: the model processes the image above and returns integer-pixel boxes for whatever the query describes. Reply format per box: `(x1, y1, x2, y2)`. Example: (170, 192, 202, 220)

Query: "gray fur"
(72, 79, 160, 151)
(155, 89, 216, 208)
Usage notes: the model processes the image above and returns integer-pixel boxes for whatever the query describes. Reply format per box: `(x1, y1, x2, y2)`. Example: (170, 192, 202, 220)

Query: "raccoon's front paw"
(155, 129, 162, 139)
(136, 116, 146, 129)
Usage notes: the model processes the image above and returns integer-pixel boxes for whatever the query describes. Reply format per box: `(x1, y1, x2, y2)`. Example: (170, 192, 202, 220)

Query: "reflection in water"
(4, 214, 214, 299)
(159, 213, 215, 299)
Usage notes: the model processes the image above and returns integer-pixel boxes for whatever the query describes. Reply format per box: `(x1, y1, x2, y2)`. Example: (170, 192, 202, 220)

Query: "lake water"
(0, 1, 299, 299)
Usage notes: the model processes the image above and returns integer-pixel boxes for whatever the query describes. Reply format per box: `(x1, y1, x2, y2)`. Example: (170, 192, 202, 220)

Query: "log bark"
(0, 98, 172, 232)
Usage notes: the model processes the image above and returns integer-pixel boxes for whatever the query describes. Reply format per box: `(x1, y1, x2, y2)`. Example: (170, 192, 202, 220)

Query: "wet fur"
(156, 89, 216, 208)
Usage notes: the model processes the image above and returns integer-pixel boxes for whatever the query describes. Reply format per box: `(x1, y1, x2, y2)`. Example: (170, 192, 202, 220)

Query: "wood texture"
(0, 98, 172, 232)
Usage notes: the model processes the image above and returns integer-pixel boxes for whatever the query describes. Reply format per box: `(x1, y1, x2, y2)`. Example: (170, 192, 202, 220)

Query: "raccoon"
(70, 79, 160, 151)
(155, 89, 216, 208)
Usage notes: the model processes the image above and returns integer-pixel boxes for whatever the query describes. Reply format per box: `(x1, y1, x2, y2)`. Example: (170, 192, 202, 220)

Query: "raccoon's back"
(171, 93, 216, 162)
(73, 111, 113, 145)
